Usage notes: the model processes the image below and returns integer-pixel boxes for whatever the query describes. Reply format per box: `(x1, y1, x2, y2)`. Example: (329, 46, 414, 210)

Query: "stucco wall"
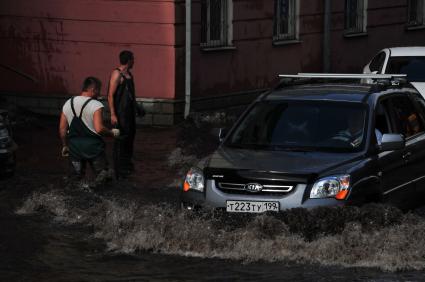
(0, 0, 177, 99)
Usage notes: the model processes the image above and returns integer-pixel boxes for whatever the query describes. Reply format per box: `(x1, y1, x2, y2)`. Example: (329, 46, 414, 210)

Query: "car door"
(406, 92, 425, 195)
(375, 96, 410, 206)
(379, 94, 425, 207)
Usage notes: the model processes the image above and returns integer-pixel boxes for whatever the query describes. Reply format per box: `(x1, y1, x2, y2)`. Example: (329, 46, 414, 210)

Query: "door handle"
(402, 151, 412, 160)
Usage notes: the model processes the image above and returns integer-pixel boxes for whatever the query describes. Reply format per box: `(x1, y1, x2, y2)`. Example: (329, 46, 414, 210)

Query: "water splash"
(17, 188, 425, 272)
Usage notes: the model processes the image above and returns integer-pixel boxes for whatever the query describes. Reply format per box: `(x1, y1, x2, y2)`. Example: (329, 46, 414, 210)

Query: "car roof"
(265, 83, 373, 103)
(387, 46, 425, 57)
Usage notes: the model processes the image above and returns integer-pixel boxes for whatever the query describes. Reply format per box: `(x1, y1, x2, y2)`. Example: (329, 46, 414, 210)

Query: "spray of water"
(16, 186, 425, 272)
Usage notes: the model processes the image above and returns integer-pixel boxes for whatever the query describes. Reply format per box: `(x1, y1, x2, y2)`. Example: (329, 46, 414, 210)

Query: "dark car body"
(181, 78, 425, 212)
(0, 109, 17, 176)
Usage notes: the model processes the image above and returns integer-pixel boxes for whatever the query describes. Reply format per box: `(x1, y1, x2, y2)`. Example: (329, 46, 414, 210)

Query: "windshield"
(386, 56, 425, 82)
(226, 101, 367, 152)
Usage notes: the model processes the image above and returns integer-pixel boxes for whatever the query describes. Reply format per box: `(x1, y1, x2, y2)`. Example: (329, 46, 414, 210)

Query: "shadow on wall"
(0, 22, 68, 95)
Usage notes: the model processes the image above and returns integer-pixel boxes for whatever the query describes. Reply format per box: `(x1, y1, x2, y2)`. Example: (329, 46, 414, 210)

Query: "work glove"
(61, 146, 69, 157)
(111, 128, 120, 138)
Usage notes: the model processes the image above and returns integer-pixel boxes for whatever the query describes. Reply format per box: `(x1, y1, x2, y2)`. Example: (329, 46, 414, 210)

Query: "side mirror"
(219, 128, 228, 143)
(379, 134, 405, 152)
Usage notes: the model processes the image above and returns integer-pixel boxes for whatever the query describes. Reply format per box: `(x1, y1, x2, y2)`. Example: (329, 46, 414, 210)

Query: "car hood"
(411, 82, 425, 97)
(207, 146, 364, 175)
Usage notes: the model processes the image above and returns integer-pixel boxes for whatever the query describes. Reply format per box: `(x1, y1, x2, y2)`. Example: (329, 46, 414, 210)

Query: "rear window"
(386, 56, 425, 82)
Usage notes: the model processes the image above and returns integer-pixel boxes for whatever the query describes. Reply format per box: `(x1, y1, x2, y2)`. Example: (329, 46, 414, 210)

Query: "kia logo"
(245, 183, 263, 192)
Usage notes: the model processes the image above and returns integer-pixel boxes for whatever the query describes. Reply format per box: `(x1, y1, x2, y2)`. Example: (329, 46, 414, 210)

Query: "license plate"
(226, 200, 279, 213)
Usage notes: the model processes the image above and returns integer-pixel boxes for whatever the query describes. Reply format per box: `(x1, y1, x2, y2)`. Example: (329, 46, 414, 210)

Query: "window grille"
(345, 0, 367, 34)
(201, 0, 232, 48)
(273, 0, 298, 41)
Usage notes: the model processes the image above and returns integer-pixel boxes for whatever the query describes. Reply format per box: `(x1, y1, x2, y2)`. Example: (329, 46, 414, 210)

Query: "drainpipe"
(184, 0, 191, 119)
(323, 0, 331, 72)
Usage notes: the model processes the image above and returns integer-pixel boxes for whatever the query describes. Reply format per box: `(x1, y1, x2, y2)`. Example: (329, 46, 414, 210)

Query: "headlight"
(310, 175, 350, 200)
(183, 167, 205, 192)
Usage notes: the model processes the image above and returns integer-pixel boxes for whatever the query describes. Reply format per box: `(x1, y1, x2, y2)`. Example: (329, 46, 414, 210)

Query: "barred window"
(273, 0, 298, 41)
(408, 0, 425, 27)
(201, 0, 233, 48)
(345, 0, 367, 35)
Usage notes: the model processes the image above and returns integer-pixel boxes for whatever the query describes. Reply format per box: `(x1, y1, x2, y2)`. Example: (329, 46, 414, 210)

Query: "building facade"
(1, 0, 425, 124)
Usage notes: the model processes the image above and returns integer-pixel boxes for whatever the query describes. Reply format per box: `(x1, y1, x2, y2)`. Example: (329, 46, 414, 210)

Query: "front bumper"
(181, 179, 345, 211)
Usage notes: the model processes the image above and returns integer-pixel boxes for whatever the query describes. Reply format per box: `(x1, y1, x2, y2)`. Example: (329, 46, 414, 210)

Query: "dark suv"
(181, 74, 425, 212)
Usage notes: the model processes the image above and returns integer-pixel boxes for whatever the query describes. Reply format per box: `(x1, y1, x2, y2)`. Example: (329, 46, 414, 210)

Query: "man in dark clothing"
(107, 50, 137, 176)
(59, 77, 120, 181)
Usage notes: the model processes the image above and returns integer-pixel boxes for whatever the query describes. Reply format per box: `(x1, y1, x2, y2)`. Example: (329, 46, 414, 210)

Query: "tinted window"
(411, 93, 425, 123)
(374, 99, 393, 145)
(227, 101, 367, 152)
(369, 52, 386, 73)
(386, 56, 425, 82)
(389, 95, 424, 138)
(375, 100, 392, 135)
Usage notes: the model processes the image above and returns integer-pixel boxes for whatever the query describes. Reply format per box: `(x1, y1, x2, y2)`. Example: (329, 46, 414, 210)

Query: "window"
(407, 0, 425, 27)
(410, 93, 425, 123)
(344, 0, 367, 35)
(386, 56, 425, 82)
(369, 52, 386, 73)
(201, 0, 233, 48)
(374, 99, 392, 145)
(389, 95, 424, 138)
(273, 0, 299, 42)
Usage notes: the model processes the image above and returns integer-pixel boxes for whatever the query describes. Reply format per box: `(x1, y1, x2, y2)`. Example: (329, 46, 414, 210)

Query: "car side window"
(374, 99, 392, 145)
(369, 52, 386, 73)
(410, 93, 425, 123)
(387, 95, 425, 138)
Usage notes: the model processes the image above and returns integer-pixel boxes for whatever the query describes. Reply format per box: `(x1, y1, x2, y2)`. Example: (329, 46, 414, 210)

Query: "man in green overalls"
(59, 77, 120, 182)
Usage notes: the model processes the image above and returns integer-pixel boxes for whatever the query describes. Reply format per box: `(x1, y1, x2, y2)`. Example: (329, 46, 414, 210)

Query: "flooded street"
(2, 116, 425, 281)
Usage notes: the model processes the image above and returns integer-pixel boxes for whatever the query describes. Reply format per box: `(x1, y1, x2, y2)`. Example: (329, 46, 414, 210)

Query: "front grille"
(217, 182, 294, 195)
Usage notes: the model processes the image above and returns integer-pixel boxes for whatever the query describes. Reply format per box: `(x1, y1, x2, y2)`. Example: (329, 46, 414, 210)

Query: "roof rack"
(278, 73, 407, 79)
